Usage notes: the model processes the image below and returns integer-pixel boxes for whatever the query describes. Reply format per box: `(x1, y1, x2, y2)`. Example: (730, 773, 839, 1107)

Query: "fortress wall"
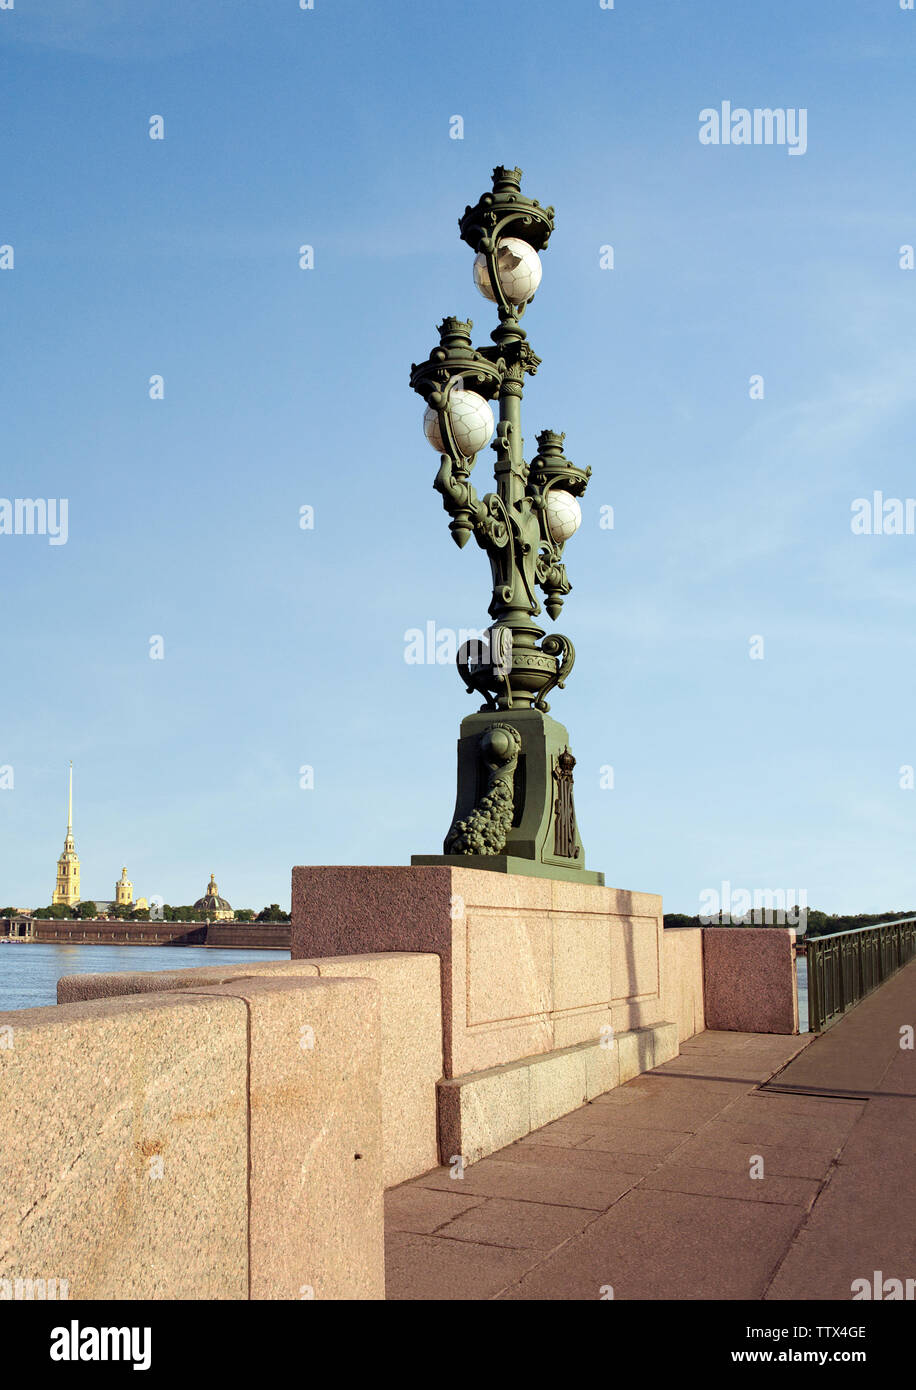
(18, 918, 290, 948)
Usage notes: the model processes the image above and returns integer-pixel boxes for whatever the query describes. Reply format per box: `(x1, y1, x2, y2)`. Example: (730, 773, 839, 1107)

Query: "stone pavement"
(385, 958, 916, 1300)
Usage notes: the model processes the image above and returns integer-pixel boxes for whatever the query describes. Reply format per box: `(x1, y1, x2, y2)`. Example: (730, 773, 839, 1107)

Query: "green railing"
(806, 917, 916, 1033)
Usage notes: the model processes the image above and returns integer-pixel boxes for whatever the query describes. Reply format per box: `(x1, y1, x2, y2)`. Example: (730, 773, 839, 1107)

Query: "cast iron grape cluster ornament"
(409, 166, 603, 884)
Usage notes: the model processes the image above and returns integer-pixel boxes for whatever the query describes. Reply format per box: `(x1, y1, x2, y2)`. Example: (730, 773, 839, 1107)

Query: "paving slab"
(384, 1231, 539, 1301)
(412, 1156, 639, 1209)
(679, 1031, 766, 1050)
(496, 1190, 804, 1301)
(510, 1120, 594, 1149)
(667, 1131, 842, 1180)
(766, 962, 915, 1096)
(828, 1097, 916, 1193)
(512, 1130, 663, 1176)
(653, 1049, 808, 1085)
(718, 1091, 866, 1128)
(873, 1047, 915, 1096)
(497, 1142, 658, 1179)
(383, 1185, 485, 1235)
(697, 1105, 862, 1153)
(638, 1163, 822, 1209)
(589, 1075, 749, 1128)
(576, 1126, 693, 1158)
(432, 1196, 598, 1251)
(766, 1168, 916, 1300)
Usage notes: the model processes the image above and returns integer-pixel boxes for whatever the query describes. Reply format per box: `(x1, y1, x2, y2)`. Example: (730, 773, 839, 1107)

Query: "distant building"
(47, 767, 150, 914)
(63, 897, 150, 918)
(193, 873, 233, 922)
(52, 763, 81, 907)
(111, 870, 147, 912)
(115, 867, 134, 906)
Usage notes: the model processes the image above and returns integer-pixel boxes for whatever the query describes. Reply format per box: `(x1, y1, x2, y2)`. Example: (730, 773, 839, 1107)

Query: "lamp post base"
(410, 853, 605, 886)
(417, 707, 603, 883)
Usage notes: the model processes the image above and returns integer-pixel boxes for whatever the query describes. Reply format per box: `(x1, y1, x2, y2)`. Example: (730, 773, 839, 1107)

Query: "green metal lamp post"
(410, 166, 603, 885)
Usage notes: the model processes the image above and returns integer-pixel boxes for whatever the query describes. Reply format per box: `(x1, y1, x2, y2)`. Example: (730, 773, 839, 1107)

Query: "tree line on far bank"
(2, 903, 292, 923)
(664, 909, 915, 936)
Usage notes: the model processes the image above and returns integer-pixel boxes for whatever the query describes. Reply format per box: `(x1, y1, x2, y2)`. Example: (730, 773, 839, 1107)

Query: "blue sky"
(1, 0, 915, 913)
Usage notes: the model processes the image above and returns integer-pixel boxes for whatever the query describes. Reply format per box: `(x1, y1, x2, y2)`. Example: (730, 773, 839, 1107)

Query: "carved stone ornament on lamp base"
(409, 166, 603, 885)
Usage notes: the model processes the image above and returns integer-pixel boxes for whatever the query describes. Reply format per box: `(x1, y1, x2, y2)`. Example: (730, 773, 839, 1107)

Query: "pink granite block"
(0, 992, 249, 1300)
(197, 976, 384, 1300)
(60, 953, 441, 1189)
(702, 928, 798, 1034)
(305, 953, 442, 1186)
(291, 866, 670, 1078)
(661, 928, 705, 1042)
(292, 866, 458, 1066)
(57, 959, 321, 1004)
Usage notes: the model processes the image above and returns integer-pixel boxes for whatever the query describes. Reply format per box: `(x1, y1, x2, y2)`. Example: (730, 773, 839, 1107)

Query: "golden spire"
(53, 760, 81, 908)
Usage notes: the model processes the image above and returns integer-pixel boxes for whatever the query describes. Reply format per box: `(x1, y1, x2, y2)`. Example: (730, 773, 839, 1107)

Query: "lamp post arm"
(433, 452, 513, 556)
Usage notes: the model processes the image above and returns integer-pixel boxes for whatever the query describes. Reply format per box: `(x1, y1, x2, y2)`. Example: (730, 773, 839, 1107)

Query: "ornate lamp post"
(410, 166, 603, 885)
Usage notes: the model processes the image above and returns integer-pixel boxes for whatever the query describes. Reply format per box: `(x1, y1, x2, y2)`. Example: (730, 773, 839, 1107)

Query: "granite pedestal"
(291, 866, 679, 1166)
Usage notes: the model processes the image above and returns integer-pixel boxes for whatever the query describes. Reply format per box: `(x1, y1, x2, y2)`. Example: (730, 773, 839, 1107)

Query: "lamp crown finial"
(492, 165, 523, 194)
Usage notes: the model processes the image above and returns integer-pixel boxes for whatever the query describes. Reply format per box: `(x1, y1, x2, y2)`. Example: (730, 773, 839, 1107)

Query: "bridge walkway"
(385, 958, 916, 1300)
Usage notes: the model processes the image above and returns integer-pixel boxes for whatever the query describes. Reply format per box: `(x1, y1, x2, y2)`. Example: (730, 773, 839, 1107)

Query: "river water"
(0, 942, 290, 1011)
(797, 955, 809, 1032)
(0, 941, 811, 1029)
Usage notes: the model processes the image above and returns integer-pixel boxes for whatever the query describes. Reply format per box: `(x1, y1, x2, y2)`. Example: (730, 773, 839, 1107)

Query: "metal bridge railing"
(806, 917, 916, 1033)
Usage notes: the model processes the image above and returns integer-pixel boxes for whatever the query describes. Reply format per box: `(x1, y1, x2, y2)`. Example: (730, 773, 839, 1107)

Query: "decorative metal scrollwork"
(534, 634, 575, 712)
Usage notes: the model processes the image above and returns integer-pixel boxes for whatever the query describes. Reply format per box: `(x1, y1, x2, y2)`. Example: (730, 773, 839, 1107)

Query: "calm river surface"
(0, 942, 810, 1029)
(0, 943, 290, 1011)
(797, 955, 809, 1032)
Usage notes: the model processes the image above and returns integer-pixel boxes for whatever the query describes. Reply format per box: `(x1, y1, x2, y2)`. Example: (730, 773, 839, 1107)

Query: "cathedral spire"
(53, 761, 81, 908)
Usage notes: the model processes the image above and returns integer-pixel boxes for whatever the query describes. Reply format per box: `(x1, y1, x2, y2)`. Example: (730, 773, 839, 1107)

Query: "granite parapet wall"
(291, 866, 671, 1077)
(59, 952, 442, 1189)
(1, 976, 384, 1300)
(661, 926, 705, 1041)
(2, 894, 801, 1302)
